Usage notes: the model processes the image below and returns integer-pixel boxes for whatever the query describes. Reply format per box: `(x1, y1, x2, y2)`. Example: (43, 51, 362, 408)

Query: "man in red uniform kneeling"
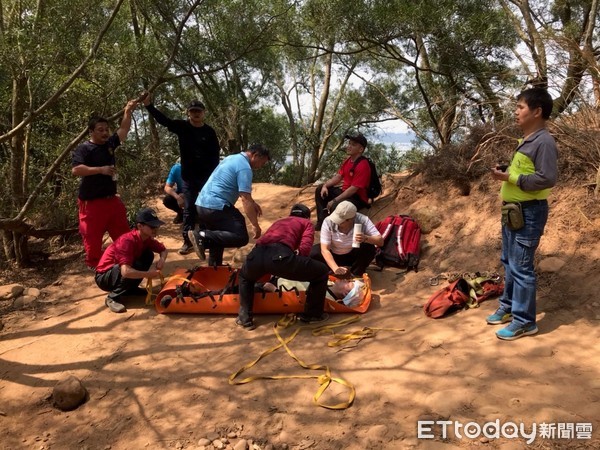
(95, 208, 169, 313)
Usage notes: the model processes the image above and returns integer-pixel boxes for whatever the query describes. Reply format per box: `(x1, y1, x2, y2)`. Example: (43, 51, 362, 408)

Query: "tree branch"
(10, 0, 206, 224)
(0, 217, 79, 238)
(0, 0, 127, 145)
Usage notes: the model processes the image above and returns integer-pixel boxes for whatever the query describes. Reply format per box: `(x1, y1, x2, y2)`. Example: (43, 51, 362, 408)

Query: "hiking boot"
(496, 322, 538, 341)
(298, 312, 329, 324)
(235, 317, 256, 330)
(105, 297, 126, 313)
(178, 242, 193, 255)
(187, 230, 206, 261)
(486, 308, 512, 325)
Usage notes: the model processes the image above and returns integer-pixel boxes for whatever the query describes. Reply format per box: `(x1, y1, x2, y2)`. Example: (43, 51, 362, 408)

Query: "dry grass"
(419, 109, 600, 197)
(550, 105, 600, 189)
(417, 123, 521, 195)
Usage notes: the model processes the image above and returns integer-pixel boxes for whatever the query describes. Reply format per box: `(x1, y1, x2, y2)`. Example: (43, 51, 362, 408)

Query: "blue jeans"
(498, 200, 548, 327)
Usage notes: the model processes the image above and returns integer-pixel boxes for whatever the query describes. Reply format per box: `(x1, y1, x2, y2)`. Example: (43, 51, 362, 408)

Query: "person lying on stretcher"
(259, 277, 366, 307)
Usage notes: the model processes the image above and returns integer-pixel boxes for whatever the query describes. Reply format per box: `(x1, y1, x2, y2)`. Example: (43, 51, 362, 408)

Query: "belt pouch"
(501, 202, 524, 230)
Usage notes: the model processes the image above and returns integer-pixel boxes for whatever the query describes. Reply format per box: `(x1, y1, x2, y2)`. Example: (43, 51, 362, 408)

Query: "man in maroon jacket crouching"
(236, 204, 329, 330)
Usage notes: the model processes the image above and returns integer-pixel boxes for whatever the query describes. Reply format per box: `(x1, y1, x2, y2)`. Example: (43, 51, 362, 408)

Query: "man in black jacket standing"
(143, 92, 220, 254)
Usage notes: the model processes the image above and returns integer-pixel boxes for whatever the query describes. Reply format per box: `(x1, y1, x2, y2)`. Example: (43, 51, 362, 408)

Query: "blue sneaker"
(486, 308, 512, 325)
(496, 322, 538, 341)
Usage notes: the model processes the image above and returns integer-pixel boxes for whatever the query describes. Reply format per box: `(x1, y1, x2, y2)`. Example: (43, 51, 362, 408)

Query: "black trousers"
(196, 205, 249, 266)
(94, 248, 154, 300)
(238, 243, 329, 322)
(182, 178, 208, 244)
(162, 195, 183, 220)
(309, 242, 376, 276)
(314, 184, 369, 229)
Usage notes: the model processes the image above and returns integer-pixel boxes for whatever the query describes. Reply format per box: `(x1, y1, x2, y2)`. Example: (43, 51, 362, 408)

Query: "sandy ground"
(1, 177, 599, 450)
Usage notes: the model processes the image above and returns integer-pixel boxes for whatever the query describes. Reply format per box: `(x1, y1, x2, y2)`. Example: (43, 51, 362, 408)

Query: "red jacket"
(339, 157, 371, 203)
(96, 229, 166, 273)
(256, 216, 314, 256)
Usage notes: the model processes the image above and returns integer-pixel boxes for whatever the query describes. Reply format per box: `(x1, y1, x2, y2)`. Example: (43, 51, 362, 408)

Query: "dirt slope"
(1, 176, 599, 450)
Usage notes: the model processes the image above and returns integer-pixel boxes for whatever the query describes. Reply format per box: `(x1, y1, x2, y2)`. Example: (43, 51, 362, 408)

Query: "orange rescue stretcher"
(154, 265, 372, 314)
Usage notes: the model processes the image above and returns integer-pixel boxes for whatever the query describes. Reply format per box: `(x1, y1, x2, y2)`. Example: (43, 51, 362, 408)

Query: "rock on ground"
(13, 295, 38, 309)
(538, 256, 566, 273)
(52, 375, 87, 411)
(0, 283, 25, 300)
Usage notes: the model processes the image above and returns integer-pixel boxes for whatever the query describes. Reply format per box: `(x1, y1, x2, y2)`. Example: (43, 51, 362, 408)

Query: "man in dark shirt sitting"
(236, 204, 330, 330)
(143, 92, 220, 254)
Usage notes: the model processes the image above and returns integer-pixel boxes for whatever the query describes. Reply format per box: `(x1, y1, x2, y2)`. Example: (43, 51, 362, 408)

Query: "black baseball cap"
(345, 132, 368, 148)
(135, 208, 165, 227)
(290, 203, 311, 219)
(187, 100, 206, 111)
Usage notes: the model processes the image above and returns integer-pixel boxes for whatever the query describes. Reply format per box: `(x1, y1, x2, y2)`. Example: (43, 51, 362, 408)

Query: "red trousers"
(78, 196, 130, 268)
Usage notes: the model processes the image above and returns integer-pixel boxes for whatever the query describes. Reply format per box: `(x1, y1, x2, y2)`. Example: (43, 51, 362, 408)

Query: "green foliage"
(273, 164, 304, 187)
(396, 146, 430, 170)
(334, 0, 520, 149)
(1, 0, 598, 265)
(245, 107, 290, 183)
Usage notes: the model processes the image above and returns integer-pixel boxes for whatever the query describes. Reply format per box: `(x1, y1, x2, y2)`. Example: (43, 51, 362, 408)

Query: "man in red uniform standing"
(72, 99, 139, 269)
(95, 208, 168, 313)
(315, 133, 371, 230)
(236, 204, 330, 330)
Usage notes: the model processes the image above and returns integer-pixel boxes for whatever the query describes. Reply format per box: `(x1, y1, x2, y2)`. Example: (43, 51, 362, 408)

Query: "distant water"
(377, 131, 415, 147)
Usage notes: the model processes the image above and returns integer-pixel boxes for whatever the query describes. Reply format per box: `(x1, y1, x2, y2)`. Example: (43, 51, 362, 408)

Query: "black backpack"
(351, 156, 382, 201)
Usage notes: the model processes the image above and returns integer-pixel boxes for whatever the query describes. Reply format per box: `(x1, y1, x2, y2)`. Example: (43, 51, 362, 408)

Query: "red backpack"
(423, 279, 470, 318)
(374, 215, 421, 272)
(423, 276, 505, 319)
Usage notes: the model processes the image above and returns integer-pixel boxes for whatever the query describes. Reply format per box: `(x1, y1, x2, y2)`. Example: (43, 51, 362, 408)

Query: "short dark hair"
(517, 88, 553, 120)
(290, 203, 311, 219)
(248, 143, 271, 161)
(88, 116, 109, 132)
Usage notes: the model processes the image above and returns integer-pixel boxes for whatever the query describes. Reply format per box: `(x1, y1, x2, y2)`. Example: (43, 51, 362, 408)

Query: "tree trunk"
(1, 231, 15, 265)
(477, 75, 505, 123)
(307, 49, 333, 183)
(7, 72, 29, 266)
